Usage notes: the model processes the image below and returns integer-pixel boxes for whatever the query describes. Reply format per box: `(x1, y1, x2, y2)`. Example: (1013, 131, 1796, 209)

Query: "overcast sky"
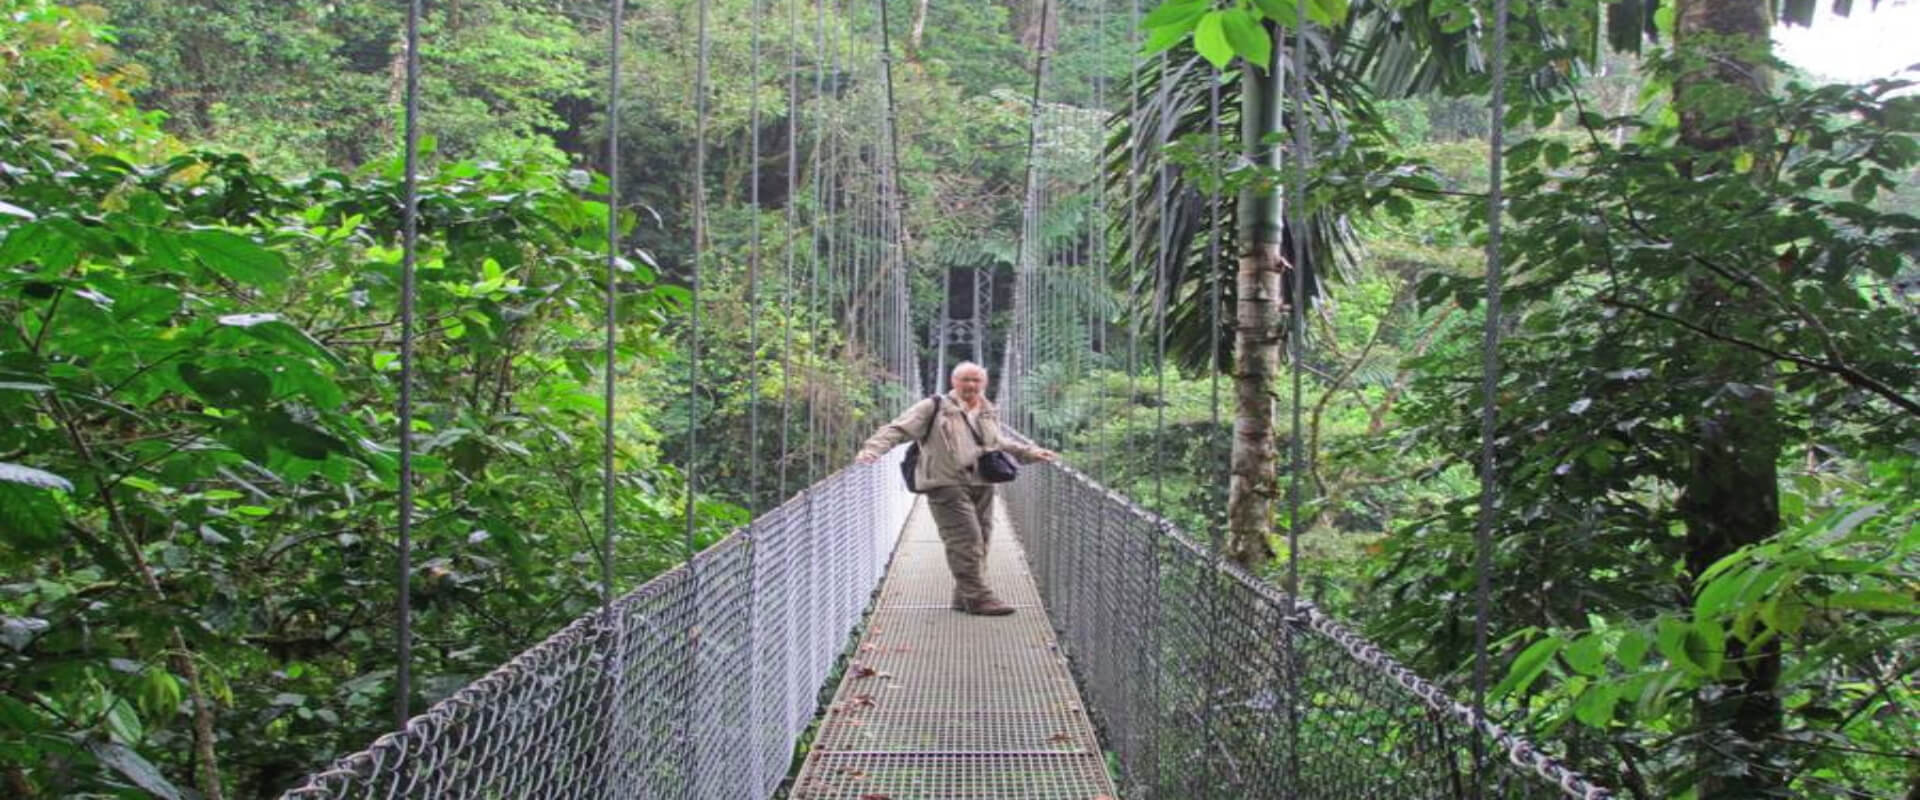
(1774, 0, 1920, 81)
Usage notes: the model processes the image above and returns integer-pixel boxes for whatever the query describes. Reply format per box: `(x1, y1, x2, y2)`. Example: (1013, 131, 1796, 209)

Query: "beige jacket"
(857, 393, 1047, 489)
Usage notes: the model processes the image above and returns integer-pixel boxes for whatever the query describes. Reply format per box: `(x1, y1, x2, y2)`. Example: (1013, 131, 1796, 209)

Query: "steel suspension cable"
(395, 0, 422, 736)
(781, 0, 801, 499)
(689, 0, 711, 561)
(601, 0, 625, 618)
(744, 0, 768, 791)
(748, 0, 764, 512)
(1284, 1, 1311, 789)
(1473, 0, 1513, 791)
(1149, 57, 1175, 509)
(1197, 40, 1226, 798)
(1121, 0, 1142, 497)
(807, 0, 827, 482)
(1005, 0, 1052, 424)
(595, 7, 631, 793)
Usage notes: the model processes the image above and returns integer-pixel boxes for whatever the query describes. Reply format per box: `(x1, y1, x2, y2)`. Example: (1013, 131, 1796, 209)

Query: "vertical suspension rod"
(1473, 0, 1513, 792)
(1004, 0, 1054, 420)
(395, 0, 423, 736)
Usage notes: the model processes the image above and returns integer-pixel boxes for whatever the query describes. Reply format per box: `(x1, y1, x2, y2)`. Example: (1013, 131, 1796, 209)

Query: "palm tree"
(1111, 1, 1866, 794)
(1108, 2, 1486, 568)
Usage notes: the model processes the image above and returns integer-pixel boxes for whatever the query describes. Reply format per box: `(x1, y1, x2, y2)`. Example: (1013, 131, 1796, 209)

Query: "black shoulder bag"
(899, 396, 941, 493)
(961, 412, 1019, 484)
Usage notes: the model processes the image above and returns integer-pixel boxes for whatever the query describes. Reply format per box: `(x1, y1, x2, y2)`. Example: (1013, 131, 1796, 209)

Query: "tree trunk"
(1226, 44, 1283, 570)
(909, 0, 930, 61)
(1008, 0, 1056, 54)
(1673, 1, 1784, 797)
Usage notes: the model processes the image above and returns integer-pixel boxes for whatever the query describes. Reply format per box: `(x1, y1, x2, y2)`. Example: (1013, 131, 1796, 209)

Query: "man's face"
(950, 369, 987, 401)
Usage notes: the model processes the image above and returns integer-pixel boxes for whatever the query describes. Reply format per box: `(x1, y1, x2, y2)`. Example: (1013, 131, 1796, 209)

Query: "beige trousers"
(925, 484, 996, 606)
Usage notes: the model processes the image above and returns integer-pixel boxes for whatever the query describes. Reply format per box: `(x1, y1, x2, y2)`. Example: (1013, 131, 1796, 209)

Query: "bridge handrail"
(280, 449, 912, 799)
(1007, 454, 1614, 800)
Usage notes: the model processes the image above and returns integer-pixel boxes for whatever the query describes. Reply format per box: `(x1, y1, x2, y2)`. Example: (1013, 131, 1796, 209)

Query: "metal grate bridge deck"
(792, 498, 1118, 799)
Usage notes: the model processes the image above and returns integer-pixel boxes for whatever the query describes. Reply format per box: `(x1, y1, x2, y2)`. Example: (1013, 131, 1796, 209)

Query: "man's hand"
(855, 452, 879, 465)
(1034, 449, 1058, 462)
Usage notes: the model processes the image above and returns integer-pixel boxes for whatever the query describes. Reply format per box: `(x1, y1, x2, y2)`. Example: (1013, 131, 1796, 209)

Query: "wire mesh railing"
(1006, 457, 1613, 800)
(279, 450, 913, 800)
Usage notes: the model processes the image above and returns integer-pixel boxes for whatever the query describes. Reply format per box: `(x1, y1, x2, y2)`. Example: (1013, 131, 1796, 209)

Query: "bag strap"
(958, 404, 989, 446)
(917, 396, 941, 444)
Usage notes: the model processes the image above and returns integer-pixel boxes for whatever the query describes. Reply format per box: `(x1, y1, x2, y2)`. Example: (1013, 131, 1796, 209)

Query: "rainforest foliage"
(1, 0, 1914, 798)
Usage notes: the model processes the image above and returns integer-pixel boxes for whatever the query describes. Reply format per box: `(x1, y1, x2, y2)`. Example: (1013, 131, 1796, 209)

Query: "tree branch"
(1596, 296, 1920, 417)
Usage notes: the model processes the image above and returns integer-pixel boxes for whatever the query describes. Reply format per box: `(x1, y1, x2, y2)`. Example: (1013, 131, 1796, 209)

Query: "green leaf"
(1142, 23, 1191, 55)
(0, 695, 40, 732)
(1142, 0, 1209, 30)
(1193, 11, 1235, 70)
(1572, 682, 1618, 727)
(0, 462, 73, 492)
(1689, 619, 1725, 676)
(1656, 617, 1701, 675)
(1220, 8, 1272, 69)
(1491, 637, 1561, 702)
(0, 221, 53, 268)
(1615, 629, 1649, 670)
(179, 363, 272, 408)
(1306, 0, 1349, 26)
(257, 408, 349, 461)
(88, 740, 184, 800)
(1694, 568, 1746, 618)
(218, 313, 346, 368)
(1250, 0, 1296, 24)
(1562, 633, 1607, 677)
(0, 482, 67, 550)
(182, 229, 288, 288)
(1826, 590, 1912, 614)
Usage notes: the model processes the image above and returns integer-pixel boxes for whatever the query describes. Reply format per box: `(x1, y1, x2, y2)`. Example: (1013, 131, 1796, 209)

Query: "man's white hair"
(950, 361, 988, 380)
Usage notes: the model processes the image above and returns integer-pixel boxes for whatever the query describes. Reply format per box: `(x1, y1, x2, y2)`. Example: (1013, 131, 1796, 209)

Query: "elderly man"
(856, 362, 1056, 616)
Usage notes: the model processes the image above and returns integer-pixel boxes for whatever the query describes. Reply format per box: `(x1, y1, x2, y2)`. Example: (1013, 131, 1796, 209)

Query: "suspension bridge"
(276, 0, 1616, 797)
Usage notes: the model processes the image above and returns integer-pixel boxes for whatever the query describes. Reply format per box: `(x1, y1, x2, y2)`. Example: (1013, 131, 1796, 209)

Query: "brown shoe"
(963, 599, 1016, 617)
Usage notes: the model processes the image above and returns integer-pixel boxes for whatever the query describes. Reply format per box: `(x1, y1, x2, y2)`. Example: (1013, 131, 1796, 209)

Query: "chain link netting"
(279, 450, 913, 800)
(1006, 458, 1614, 800)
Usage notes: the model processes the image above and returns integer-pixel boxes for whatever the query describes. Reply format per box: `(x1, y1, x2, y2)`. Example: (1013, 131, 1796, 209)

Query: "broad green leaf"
(1142, 24, 1191, 56)
(1193, 12, 1235, 70)
(88, 740, 184, 800)
(1615, 629, 1649, 670)
(0, 482, 67, 551)
(1306, 0, 1350, 26)
(0, 221, 53, 268)
(1694, 568, 1746, 618)
(258, 408, 349, 460)
(1490, 637, 1561, 702)
(1573, 682, 1618, 727)
(1825, 590, 1911, 614)
(1251, 0, 1297, 24)
(0, 462, 72, 492)
(1220, 8, 1273, 69)
(179, 364, 272, 408)
(1562, 633, 1607, 677)
(1141, 0, 1209, 30)
(182, 229, 289, 287)
(1656, 617, 1702, 675)
(1689, 619, 1726, 676)
(218, 313, 346, 368)
(0, 695, 40, 732)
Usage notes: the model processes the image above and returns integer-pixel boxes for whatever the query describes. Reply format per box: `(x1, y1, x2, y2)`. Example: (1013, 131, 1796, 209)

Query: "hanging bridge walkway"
(281, 449, 1609, 800)
(264, 0, 1618, 793)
